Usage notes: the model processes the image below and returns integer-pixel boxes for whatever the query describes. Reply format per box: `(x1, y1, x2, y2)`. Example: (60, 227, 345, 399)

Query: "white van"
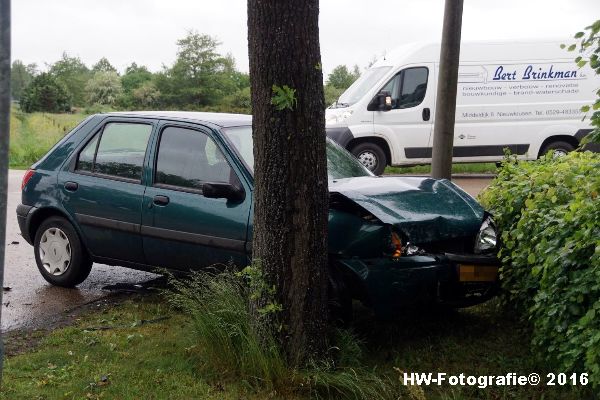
(326, 41, 600, 175)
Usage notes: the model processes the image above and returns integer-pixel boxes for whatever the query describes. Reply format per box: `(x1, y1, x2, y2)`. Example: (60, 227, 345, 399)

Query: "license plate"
(459, 264, 499, 282)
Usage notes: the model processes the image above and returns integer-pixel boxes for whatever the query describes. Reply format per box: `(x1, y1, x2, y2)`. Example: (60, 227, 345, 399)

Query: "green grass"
(9, 108, 89, 168)
(2, 294, 591, 399)
(385, 163, 497, 175)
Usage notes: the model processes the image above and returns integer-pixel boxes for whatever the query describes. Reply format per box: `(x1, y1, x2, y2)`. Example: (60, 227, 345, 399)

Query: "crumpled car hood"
(329, 176, 485, 243)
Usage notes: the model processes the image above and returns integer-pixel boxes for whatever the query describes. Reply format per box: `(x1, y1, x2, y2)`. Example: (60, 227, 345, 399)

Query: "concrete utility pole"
(431, 0, 464, 180)
(0, 0, 10, 382)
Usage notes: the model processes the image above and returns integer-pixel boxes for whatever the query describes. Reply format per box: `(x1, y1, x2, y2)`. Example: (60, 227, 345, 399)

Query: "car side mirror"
(202, 182, 245, 202)
(367, 90, 393, 112)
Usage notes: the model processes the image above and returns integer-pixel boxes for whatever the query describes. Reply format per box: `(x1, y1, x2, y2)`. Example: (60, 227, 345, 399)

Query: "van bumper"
(326, 127, 354, 148)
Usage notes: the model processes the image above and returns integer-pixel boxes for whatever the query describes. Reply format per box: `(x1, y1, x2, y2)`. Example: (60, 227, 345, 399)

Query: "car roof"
(104, 111, 252, 128)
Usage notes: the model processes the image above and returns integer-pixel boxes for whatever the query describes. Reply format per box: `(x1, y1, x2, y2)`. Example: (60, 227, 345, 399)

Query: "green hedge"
(480, 151, 600, 384)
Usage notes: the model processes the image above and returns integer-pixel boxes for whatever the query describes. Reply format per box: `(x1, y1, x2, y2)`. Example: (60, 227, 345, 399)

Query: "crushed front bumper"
(337, 252, 500, 317)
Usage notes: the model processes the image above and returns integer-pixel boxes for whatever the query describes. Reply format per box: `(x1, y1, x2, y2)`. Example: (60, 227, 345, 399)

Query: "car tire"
(351, 142, 387, 176)
(539, 141, 575, 158)
(34, 216, 92, 287)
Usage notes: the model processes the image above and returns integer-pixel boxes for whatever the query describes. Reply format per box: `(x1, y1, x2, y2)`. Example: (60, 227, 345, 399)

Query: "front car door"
(141, 123, 251, 270)
(59, 118, 155, 263)
(373, 65, 434, 165)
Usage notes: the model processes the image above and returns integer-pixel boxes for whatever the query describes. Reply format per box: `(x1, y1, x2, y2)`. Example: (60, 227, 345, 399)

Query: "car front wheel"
(34, 216, 92, 287)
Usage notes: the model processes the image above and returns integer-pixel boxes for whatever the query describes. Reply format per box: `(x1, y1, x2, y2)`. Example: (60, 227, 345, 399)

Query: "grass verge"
(2, 291, 593, 399)
(385, 163, 497, 175)
(9, 108, 88, 168)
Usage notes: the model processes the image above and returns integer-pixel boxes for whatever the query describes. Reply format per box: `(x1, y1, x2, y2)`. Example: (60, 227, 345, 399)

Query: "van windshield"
(222, 126, 373, 181)
(332, 66, 391, 108)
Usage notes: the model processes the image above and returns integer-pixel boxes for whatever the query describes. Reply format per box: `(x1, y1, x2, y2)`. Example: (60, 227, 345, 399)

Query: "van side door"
(373, 64, 434, 164)
(141, 123, 251, 270)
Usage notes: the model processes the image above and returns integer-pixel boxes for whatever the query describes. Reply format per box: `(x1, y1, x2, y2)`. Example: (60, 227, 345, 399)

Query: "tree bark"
(248, 0, 329, 365)
(431, 0, 464, 180)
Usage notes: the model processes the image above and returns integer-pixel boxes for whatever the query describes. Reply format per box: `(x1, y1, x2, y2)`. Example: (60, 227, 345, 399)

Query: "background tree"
(49, 53, 91, 106)
(323, 64, 360, 106)
(92, 57, 117, 73)
(156, 32, 235, 108)
(85, 71, 123, 106)
(10, 60, 36, 101)
(132, 81, 160, 109)
(326, 64, 360, 89)
(248, 0, 329, 364)
(20, 72, 71, 113)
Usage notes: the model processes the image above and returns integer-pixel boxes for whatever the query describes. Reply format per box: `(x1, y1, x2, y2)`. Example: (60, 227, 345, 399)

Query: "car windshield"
(331, 66, 391, 108)
(223, 126, 373, 180)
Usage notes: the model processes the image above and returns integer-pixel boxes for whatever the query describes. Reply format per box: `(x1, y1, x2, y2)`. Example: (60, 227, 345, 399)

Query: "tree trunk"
(431, 0, 464, 180)
(248, 0, 329, 365)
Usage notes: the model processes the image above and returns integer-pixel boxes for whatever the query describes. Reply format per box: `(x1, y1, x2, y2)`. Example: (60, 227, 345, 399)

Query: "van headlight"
(326, 110, 353, 125)
(474, 216, 497, 254)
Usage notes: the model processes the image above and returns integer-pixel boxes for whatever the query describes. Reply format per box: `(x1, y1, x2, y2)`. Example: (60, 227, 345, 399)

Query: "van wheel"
(540, 141, 575, 158)
(34, 216, 92, 287)
(351, 142, 387, 175)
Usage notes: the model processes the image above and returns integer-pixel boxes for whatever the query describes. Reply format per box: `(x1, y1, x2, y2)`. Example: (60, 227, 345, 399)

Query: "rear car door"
(373, 65, 434, 164)
(59, 118, 155, 263)
(141, 123, 251, 270)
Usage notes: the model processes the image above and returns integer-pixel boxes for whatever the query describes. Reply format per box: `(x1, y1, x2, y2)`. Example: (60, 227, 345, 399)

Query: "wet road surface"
(1, 170, 491, 332)
(2, 170, 158, 332)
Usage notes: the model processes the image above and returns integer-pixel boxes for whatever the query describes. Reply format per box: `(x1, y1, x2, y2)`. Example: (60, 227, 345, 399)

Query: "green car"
(17, 112, 500, 317)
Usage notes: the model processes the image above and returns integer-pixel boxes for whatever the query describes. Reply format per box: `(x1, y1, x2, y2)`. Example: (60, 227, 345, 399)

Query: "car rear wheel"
(34, 216, 92, 287)
(351, 142, 387, 176)
(540, 141, 575, 158)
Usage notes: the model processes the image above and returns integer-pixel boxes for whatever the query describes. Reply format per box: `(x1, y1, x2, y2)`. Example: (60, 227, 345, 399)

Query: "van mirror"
(367, 91, 393, 112)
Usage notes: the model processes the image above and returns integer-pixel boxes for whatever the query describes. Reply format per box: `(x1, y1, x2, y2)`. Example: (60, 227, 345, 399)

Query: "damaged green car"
(18, 112, 500, 318)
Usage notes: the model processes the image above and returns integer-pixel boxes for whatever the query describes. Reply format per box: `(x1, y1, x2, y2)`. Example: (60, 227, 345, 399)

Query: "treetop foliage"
(12, 31, 363, 114)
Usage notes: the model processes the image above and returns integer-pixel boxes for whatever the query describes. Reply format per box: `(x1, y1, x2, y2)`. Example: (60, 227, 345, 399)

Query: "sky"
(11, 0, 600, 77)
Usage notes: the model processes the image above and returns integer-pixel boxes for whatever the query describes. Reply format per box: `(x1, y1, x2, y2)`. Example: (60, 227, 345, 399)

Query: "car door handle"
(153, 195, 170, 206)
(422, 107, 431, 121)
(64, 181, 78, 192)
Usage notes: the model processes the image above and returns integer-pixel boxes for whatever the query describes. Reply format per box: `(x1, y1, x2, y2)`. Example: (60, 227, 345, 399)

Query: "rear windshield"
(223, 126, 372, 180)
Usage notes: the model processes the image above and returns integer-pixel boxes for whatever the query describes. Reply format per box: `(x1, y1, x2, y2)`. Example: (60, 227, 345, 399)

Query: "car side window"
(381, 67, 428, 109)
(155, 126, 234, 191)
(75, 122, 152, 181)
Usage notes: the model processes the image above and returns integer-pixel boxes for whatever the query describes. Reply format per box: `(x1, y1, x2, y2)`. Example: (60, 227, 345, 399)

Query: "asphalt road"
(1, 170, 491, 332)
(1, 170, 157, 332)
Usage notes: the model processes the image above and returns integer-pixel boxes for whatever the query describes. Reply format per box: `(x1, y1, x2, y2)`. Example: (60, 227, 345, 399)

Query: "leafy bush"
(480, 151, 600, 383)
(569, 20, 600, 143)
(20, 73, 71, 113)
(165, 269, 402, 399)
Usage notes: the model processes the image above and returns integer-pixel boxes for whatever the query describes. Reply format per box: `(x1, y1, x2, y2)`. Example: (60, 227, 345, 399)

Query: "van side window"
(381, 67, 428, 109)
(154, 127, 234, 191)
(75, 123, 152, 181)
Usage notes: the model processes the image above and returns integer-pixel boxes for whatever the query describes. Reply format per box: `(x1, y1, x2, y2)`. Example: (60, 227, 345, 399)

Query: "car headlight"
(474, 216, 497, 254)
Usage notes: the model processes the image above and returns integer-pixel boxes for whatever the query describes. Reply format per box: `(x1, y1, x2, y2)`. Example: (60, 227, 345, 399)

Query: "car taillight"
(21, 169, 35, 191)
